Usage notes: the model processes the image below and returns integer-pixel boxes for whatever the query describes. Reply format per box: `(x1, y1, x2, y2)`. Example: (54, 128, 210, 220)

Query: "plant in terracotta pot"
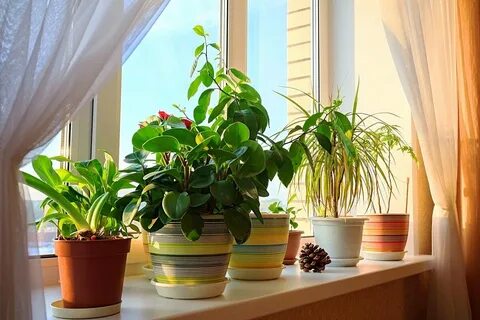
(280, 86, 404, 267)
(268, 195, 304, 265)
(360, 123, 416, 261)
(118, 26, 295, 296)
(21, 153, 134, 309)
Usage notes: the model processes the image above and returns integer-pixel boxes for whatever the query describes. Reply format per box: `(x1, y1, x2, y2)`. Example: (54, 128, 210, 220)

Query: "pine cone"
(299, 243, 331, 273)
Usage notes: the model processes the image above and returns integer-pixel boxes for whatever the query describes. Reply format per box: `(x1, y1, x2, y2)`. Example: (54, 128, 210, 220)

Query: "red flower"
(181, 118, 193, 129)
(158, 111, 170, 120)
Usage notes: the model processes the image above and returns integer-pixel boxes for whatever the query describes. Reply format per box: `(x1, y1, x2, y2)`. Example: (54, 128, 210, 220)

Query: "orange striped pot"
(362, 214, 409, 261)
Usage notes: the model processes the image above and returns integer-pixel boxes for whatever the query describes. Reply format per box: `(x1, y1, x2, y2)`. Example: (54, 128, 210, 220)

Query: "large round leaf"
(189, 164, 216, 188)
(163, 128, 196, 147)
(223, 122, 250, 147)
(132, 126, 162, 149)
(162, 191, 190, 220)
(181, 212, 204, 241)
(224, 208, 251, 244)
(237, 140, 266, 177)
(210, 180, 236, 206)
(143, 136, 181, 153)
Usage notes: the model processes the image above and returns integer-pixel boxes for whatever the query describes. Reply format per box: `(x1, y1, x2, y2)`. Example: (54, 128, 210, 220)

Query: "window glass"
(248, 0, 312, 233)
(119, 0, 221, 169)
(23, 133, 63, 255)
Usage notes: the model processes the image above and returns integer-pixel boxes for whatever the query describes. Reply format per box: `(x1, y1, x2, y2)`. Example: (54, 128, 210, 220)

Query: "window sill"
(44, 255, 432, 320)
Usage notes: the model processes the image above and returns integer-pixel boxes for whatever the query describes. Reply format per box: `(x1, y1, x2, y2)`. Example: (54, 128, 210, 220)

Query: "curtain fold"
(380, 0, 471, 319)
(457, 0, 480, 317)
(0, 1, 169, 318)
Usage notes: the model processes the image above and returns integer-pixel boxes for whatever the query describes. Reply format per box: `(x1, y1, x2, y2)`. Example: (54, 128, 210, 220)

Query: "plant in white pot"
(361, 123, 416, 261)
(281, 87, 398, 267)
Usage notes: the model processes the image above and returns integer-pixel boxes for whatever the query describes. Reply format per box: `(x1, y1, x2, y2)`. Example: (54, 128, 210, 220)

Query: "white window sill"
(44, 255, 432, 320)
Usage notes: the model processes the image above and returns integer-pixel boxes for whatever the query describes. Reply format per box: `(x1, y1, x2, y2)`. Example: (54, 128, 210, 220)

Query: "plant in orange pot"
(21, 153, 135, 313)
(268, 195, 303, 265)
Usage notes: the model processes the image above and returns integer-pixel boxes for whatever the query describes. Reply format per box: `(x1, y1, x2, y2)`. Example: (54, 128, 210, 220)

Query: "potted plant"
(360, 123, 416, 261)
(117, 26, 295, 297)
(268, 195, 303, 265)
(281, 87, 399, 267)
(21, 153, 133, 310)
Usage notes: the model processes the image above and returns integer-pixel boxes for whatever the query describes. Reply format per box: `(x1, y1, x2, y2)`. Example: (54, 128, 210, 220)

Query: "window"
(119, 0, 221, 169)
(247, 0, 313, 233)
(22, 132, 64, 256)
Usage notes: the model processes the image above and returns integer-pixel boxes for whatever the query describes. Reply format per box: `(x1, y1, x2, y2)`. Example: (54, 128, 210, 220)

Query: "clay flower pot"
(362, 213, 409, 261)
(148, 216, 233, 299)
(229, 213, 289, 280)
(283, 230, 304, 265)
(55, 238, 131, 308)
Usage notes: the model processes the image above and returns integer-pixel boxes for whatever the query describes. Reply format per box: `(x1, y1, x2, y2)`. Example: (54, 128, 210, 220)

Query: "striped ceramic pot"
(149, 216, 233, 299)
(362, 214, 409, 261)
(229, 213, 289, 280)
(141, 230, 154, 279)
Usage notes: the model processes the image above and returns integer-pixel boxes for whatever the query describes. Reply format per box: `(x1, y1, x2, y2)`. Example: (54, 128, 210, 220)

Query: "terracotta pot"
(283, 230, 304, 264)
(362, 213, 409, 260)
(55, 238, 131, 308)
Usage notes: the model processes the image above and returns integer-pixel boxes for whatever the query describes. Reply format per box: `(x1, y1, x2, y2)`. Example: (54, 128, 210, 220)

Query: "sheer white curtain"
(0, 0, 169, 318)
(381, 0, 471, 319)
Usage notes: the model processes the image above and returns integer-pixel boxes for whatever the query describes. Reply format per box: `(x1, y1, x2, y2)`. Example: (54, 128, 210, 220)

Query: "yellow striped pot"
(362, 214, 409, 261)
(149, 216, 233, 299)
(229, 213, 289, 280)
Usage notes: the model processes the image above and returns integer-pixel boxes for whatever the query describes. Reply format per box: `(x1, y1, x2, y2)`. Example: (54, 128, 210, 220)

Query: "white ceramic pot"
(310, 217, 368, 267)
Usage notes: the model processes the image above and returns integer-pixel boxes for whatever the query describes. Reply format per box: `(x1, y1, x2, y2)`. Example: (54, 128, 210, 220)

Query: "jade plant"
(280, 86, 415, 218)
(117, 26, 296, 244)
(21, 153, 133, 239)
(268, 194, 300, 230)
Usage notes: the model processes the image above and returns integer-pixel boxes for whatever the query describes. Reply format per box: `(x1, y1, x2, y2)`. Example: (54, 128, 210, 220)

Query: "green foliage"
(282, 85, 416, 217)
(21, 153, 133, 238)
(268, 194, 300, 230)
(120, 26, 297, 244)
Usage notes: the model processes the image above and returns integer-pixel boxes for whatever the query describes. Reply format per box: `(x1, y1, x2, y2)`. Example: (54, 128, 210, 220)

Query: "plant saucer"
(228, 266, 285, 280)
(51, 300, 121, 319)
(329, 257, 363, 267)
(363, 251, 407, 261)
(151, 278, 228, 299)
(143, 264, 154, 279)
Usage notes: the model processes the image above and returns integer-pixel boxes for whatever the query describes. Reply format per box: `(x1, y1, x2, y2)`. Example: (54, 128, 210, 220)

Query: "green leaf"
(223, 122, 250, 148)
(188, 76, 202, 100)
(209, 97, 231, 122)
(200, 62, 214, 86)
(189, 164, 216, 188)
(163, 128, 196, 147)
(278, 156, 294, 187)
(194, 43, 204, 57)
(132, 126, 162, 150)
(334, 122, 357, 159)
(32, 155, 62, 187)
(303, 112, 324, 131)
(229, 68, 250, 82)
(198, 88, 214, 109)
(162, 191, 190, 220)
(124, 151, 149, 165)
(122, 197, 141, 226)
(224, 208, 251, 244)
(233, 109, 258, 139)
(334, 111, 353, 136)
(315, 121, 333, 153)
(210, 180, 236, 206)
(190, 193, 211, 207)
(194, 106, 207, 124)
(232, 176, 258, 199)
(209, 43, 221, 50)
(141, 217, 165, 233)
(142, 136, 181, 153)
(237, 141, 266, 177)
(289, 141, 304, 171)
(238, 83, 261, 102)
(181, 212, 204, 241)
(193, 25, 205, 36)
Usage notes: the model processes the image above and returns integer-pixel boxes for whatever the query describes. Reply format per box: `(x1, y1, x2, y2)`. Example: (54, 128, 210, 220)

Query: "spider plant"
(279, 85, 414, 217)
